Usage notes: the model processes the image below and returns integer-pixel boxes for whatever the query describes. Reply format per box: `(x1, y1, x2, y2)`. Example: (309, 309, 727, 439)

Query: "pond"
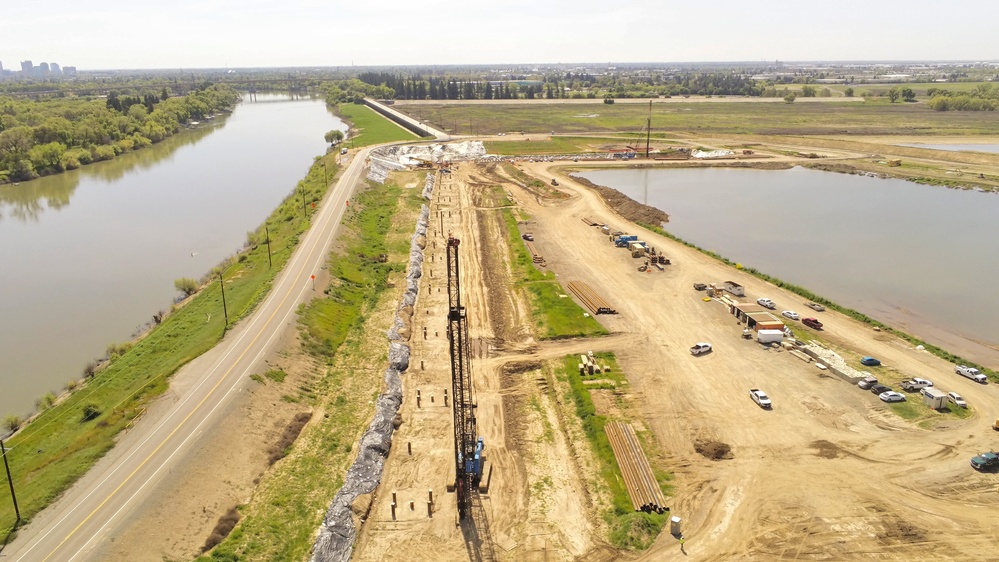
(577, 166, 999, 368)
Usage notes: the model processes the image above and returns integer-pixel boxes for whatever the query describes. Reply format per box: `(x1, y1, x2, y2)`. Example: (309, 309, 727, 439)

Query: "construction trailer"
(722, 281, 746, 297)
(757, 329, 784, 344)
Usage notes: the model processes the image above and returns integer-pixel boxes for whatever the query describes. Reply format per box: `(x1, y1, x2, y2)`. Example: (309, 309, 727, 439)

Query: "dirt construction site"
(348, 157, 999, 561)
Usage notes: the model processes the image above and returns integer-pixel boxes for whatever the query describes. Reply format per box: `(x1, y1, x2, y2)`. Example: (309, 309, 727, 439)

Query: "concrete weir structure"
(363, 98, 448, 139)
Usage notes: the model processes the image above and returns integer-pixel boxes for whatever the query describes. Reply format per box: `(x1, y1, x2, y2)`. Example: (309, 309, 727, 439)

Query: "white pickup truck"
(690, 343, 713, 356)
(749, 389, 772, 409)
(955, 365, 987, 383)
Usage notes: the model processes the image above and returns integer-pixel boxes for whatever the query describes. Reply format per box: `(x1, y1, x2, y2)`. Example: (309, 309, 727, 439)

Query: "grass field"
(403, 101, 999, 137)
(335, 103, 420, 147)
(0, 154, 340, 538)
(194, 177, 424, 561)
(485, 136, 616, 155)
(558, 353, 669, 550)
(501, 208, 607, 339)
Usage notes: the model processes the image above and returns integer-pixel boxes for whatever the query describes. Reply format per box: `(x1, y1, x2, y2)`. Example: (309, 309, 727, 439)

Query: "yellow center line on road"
(34, 166, 357, 562)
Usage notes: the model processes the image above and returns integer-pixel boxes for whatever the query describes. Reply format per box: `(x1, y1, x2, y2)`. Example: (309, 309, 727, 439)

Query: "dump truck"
(615, 234, 639, 247)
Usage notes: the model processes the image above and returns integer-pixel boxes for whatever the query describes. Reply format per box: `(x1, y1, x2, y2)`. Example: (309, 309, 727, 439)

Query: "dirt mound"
(571, 176, 670, 226)
(501, 360, 542, 375)
(879, 517, 927, 544)
(809, 439, 842, 459)
(694, 440, 733, 461)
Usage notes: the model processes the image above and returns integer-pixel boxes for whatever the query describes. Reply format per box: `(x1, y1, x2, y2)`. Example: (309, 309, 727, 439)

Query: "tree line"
(353, 71, 805, 100)
(0, 84, 239, 182)
(926, 84, 999, 111)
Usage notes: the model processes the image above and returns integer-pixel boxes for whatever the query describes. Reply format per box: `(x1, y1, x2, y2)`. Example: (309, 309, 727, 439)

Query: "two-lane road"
(6, 146, 373, 562)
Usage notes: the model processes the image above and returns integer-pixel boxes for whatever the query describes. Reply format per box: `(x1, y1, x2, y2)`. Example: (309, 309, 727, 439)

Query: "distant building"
(0, 60, 4, 80)
(38, 62, 50, 74)
(63, 66, 77, 76)
(20, 60, 33, 73)
(50, 62, 61, 74)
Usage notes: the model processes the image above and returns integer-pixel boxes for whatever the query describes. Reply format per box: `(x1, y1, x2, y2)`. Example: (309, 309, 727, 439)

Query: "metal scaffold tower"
(446, 235, 482, 519)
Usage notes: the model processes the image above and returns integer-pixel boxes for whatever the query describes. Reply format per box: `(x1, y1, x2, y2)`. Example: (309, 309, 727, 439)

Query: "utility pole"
(645, 99, 652, 159)
(322, 161, 328, 186)
(1, 438, 20, 523)
(219, 272, 229, 327)
(265, 225, 272, 269)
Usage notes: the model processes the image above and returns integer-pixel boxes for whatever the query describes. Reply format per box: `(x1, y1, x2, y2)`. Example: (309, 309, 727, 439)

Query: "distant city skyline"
(4, 0, 999, 70)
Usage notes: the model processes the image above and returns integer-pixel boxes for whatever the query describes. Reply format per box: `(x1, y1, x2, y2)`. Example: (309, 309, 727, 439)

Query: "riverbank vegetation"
(195, 176, 423, 562)
(0, 152, 339, 538)
(0, 84, 238, 183)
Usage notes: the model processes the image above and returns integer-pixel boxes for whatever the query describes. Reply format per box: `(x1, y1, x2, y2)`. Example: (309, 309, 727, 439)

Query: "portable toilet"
(670, 516, 682, 536)
(921, 387, 947, 409)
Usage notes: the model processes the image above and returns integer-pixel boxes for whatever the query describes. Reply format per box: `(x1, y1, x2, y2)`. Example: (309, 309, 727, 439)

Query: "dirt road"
(353, 159, 999, 561)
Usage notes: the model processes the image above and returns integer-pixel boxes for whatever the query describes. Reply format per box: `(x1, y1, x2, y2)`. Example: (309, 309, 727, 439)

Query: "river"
(577, 166, 999, 368)
(0, 93, 346, 417)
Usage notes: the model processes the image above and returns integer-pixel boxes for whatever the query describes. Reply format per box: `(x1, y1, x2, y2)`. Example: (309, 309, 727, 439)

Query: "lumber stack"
(567, 280, 616, 315)
(581, 217, 601, 226)
(525, 241, 545, 265)
(605, 422, 667, 514)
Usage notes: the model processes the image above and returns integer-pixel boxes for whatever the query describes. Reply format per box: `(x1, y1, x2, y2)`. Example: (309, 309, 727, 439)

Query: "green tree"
(845, 87, 854, 97)
(324, 129, 344, 145)
(3, 414, 21, 434)
(784, 92, 797, 104)
(174, 277, 199, 296)
(887, 87, 901, 103)
(801, 85, 817, 97)
(901, 87, 916, 102)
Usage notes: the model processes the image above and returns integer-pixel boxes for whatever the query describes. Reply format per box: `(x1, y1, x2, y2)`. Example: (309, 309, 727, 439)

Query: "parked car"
(805, 302, 826, 312)
(858, 376, 878, 389)
(781, 310, 800, 320)
(749, 389, 772, 409)
(693, 283, 707, 291)
(955, 365, 988, 383)
(970, 451, 999, 471)
(757, 297, 776, 309)
(946, 392, 967, 408)
(879, 391, 906, 403)
(690, 343, 713, 356)
(870, 384, 891, 395)
(900, 378, 933, 391)
(802, 317, 823, 330)
(861, 357, 882, 367)
(522, 233, 534, 241)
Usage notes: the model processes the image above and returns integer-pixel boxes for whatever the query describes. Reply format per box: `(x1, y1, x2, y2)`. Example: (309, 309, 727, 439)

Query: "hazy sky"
(4, 0, 998, 70)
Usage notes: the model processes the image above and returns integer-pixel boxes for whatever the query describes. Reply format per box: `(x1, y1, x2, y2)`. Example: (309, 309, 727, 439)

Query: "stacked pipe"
(524, 241, 545, 265)
(605, 422, 667, 514)
(567, 280, 616, 315)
